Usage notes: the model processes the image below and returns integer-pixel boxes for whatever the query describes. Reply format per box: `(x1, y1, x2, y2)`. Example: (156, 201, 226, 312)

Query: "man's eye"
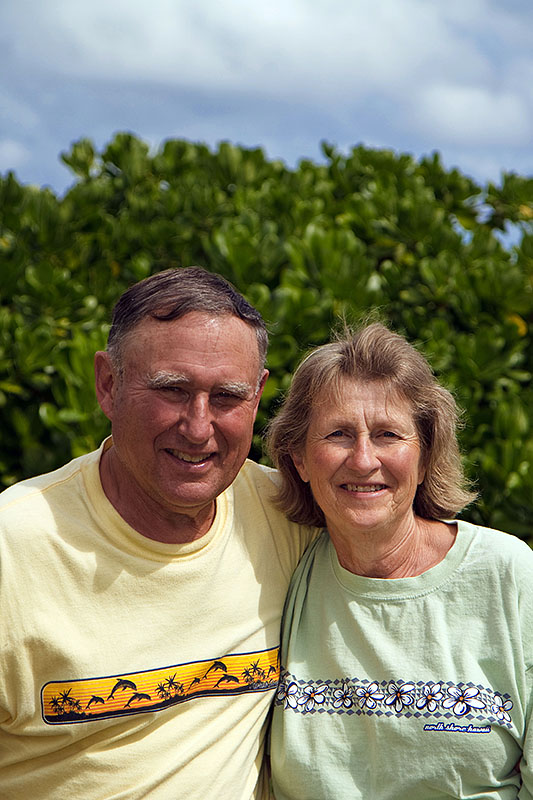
(382, 430, 398, 438)
(162, 386, 187, 396)
(327, 430, 345, 438)
(213, 392, 241, 403)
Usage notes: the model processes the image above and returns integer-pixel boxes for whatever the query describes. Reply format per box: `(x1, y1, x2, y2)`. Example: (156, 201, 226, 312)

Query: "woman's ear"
(291, 450, 310, 483)
(417, 451, 427, 486)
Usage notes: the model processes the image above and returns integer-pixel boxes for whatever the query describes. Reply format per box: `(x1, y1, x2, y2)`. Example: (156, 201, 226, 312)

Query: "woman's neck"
(330, 518, 457, 579)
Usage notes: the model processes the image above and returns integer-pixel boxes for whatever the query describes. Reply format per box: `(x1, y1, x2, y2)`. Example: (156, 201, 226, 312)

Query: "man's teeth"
(168, 450, 209, 463)
(344, 484, 386, 493)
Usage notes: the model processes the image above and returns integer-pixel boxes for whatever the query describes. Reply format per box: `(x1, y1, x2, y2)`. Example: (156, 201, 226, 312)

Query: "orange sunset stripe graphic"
(42, 646, 280, 724)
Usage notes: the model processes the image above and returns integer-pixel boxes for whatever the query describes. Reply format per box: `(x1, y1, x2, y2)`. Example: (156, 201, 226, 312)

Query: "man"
(0, 268, 314, 799)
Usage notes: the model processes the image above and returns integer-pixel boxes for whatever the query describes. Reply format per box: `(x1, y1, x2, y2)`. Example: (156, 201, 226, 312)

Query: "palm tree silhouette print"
(242, 667, 254, 684)
(49, 688, 83, 716)
(248, 660, 266, 681)
(165, 673, 179, 691)
(156, 682, 171, 700)
(164, 674, 185, 696)
(59, 689, 73, 705)
(241, 659, 276, 688)
(50, 696, 63, 714)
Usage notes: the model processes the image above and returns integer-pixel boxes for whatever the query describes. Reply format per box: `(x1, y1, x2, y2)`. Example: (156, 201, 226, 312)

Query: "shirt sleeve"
(518, 657, 533, 796)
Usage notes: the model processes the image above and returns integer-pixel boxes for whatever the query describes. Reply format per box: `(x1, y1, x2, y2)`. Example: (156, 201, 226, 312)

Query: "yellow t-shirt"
(0, 442, 314, 799)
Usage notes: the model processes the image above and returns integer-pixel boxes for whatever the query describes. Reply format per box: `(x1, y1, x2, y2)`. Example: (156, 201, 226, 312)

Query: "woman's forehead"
(315, 376, 411, 411)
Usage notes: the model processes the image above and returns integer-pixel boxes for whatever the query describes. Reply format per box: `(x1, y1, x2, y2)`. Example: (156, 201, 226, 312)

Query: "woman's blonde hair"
(265, 322, 476, 526)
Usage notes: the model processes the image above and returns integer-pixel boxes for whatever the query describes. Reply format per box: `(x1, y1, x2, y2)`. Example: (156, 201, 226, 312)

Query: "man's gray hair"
(107, 267, 268, 376)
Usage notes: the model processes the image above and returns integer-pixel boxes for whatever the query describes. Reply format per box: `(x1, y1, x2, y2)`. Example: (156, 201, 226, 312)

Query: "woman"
(267, 323, 533, 799)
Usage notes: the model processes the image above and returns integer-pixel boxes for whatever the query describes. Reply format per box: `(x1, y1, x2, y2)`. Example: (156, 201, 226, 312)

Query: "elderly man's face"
(95, 311, 267, 533)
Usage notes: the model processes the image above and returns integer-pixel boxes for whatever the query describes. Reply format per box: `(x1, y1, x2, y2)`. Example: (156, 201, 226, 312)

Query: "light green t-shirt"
(271, 521, 533, 799)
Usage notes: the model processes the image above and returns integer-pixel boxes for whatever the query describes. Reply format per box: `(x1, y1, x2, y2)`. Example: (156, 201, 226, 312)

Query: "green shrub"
(1, 135, 532, 540)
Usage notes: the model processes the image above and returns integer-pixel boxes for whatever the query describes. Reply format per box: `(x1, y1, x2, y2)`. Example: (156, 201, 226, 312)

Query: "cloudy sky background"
(1, 0, 532, 195)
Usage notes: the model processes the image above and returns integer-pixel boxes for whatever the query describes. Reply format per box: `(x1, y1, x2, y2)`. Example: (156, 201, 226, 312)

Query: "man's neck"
(99, 446, 216, 544)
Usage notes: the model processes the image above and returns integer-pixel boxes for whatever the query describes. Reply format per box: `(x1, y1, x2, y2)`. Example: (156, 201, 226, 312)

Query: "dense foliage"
(1, 134, 532, 540)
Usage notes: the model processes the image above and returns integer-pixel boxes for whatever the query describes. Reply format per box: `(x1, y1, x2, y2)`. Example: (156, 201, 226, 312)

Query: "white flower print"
(491, 694, 513, 724)
(384, 681, 415, 712)
(278, 681, 299, 709)
(276, 682, 287, 702)
(332, 683, 353, 710)
(442, 686, 485, 717)
(354, 681, 385, 710)
(297, 683, 328, 712)
(416, 683, 444, 712)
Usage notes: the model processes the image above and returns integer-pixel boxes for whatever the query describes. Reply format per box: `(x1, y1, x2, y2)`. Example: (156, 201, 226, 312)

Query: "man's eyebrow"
(147, 371, 189, 388)
(215, 381, 254, 398)
(146, 372, 254, 397)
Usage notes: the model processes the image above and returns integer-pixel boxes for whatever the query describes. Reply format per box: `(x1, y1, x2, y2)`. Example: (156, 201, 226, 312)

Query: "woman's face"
(292, 378, 426, 542)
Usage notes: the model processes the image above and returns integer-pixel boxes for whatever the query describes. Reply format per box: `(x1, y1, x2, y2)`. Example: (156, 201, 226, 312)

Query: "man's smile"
(165, 448, 215, 464)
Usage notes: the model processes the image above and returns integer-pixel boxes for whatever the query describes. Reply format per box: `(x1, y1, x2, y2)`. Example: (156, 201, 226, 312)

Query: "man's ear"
(252, 369, 269, 415)
(94, 351, 118, 422)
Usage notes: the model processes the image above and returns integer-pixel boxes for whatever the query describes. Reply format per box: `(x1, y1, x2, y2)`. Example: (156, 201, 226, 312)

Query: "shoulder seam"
(0, 467, 84, 513)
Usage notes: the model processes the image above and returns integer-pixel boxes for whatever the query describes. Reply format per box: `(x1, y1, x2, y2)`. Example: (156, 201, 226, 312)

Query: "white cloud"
(413, 84, 530, 145)
(0, 140, 30, 171)
(506, 55, 533, 104)
(4, 0, 495, 96)
(3, 0, 533, 186)
(0, 90, 40, 130)
(440, 143, 533, 185)
(482, 1, 533, 49)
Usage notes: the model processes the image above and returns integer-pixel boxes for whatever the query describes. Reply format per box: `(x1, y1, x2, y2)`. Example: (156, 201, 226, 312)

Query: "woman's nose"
(345, 437, 379, 473)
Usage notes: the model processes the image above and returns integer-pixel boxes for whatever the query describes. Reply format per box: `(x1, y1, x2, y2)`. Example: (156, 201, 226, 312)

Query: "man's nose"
(177, 395, 212, 443)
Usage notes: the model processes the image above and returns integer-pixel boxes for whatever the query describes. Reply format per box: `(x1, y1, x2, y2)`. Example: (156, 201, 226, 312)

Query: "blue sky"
(2, 0, 533, 196)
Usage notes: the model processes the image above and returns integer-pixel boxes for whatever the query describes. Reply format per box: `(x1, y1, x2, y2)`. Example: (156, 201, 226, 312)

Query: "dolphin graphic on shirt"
(107, 679, 137, 700)
(124, 692, 151, 708)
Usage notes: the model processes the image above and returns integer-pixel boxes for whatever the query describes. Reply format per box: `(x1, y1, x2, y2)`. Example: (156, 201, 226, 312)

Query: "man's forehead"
(120, 313, 253, 357)
(117, 312, 263, 390)
(128, 312, 259, 353)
